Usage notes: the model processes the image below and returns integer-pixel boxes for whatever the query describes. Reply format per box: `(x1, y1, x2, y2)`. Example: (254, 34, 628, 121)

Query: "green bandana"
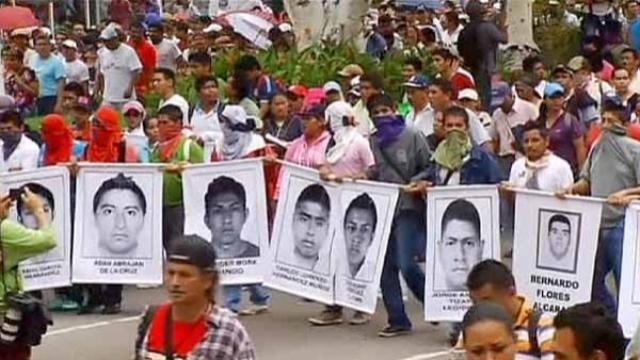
(433, 129, 473, 171)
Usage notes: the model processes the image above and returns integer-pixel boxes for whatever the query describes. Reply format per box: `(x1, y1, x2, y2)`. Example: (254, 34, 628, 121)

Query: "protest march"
(1, 0, 640, 359)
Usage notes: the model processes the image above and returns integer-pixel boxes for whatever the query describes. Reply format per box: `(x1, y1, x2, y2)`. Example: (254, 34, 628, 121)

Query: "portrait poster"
(512, 189, 602, 315)
(264, 163, 339, 304)
(618, 202, 640, 337)
(424, 185, 501, 322)
(333, 180, 399, 314)
(182, 159, 269, 285)
(0, 167, 72, 291)
(72, 164, 164, 284)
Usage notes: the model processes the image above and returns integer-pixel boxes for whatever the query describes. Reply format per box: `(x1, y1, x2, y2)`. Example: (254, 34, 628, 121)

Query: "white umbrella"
(219, 11, 274, 50)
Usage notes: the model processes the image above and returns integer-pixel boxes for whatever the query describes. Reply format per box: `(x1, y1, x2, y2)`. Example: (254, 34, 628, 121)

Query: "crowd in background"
(3, 0, 640, 359)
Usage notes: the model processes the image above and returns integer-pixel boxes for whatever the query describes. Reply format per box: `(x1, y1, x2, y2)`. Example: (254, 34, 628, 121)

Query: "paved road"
(35, 287, 454, 360)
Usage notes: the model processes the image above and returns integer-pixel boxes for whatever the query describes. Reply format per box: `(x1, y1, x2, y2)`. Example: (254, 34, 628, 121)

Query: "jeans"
(0, 342, 30, 360)
(85, 284, 123, 306)
(380, 210, 426, 329)
(224, 284, 271, 312)
(592, 222, 624, 315)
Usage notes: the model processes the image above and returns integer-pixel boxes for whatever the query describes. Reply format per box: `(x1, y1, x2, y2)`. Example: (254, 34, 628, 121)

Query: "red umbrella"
(0, 6, 40, 31)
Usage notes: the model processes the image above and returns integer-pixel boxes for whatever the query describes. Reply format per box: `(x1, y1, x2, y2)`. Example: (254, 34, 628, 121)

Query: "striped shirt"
(454, 295, 555, 360)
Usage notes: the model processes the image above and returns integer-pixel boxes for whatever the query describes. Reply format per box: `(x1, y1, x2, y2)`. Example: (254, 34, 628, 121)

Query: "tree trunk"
(284, 0, 369, 50)
(506, 0, 537, 49)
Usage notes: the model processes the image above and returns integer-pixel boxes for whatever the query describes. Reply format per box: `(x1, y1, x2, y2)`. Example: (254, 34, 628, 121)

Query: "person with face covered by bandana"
(151, 104, 204, 254)
(427, 106, 502, 186)
(361, 93, 432, 337)
(76, 106, 142, 315)
(307, 101, 376, 326)
(209, 104, 275, 316)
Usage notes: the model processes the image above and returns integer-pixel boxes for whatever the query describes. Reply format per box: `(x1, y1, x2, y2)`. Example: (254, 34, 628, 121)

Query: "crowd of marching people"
(5, 0, 640, 359)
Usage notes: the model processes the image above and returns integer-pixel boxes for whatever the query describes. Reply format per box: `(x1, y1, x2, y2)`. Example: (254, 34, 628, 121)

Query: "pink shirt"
(284, 131, 332, 168)
(275, 131, 332, 199)
(329, 136, 375, 177)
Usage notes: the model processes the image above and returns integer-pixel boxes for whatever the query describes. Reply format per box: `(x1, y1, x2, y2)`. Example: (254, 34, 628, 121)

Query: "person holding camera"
(0, 187, 57, 360)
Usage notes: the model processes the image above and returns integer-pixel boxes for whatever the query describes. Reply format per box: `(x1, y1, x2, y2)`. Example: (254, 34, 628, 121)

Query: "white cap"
(99, 24, 119, 40)
(458, 88, 479, 101)
(11, 27, 34, 37)
(278, 23, 293, 33)
(323, 81, 342, 94)
(61, 39, 78, 50)
(221, 105, 248, 125)
(204, 23, 223, 33)
(39, 27, 51, 36)
(326, 101, 355, 131)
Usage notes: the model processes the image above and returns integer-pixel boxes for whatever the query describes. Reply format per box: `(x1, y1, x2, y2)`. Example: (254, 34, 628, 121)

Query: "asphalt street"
(34, 287, 454, 360)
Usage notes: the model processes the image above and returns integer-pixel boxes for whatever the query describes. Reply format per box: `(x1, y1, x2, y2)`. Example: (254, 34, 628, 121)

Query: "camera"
(8, 188, 22, 201)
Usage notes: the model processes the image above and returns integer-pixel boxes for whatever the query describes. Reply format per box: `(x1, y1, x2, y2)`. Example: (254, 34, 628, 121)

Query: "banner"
(182, 159, 270, 285)
(424, 185, 501, 322)
(333, 179, 399, 314)
(618, 202, 640, 337)
(71, 164, 164, 284)
(265, 163, 340, 304)
(512, 190, 602, 314)
(1, 167, 72, 291)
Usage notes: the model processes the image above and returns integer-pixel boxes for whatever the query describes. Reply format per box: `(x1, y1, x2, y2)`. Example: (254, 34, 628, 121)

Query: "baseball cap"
(325, 101, 355, 130)
(544, 82, 565, 98)
(278, 23, 293, 33)
(338, 64, 364, 78)
(287, 85, 308, 98)
(300, 103, 326, 119)
(203, 23, 223, 33)
(61, 39, 78, 50)
(551, 64, 574, 77)
(458, 88, 479, 101)
(123, 100, 146, 117)
(567, 56, 588, 72)
(403, 74, 430, 89)
(323, 81, 342, 94)
(99, 25, 118, 40)
(490, 81, 512, 110)
(168, 234, 217, 272)
(220, 105, 248, 125)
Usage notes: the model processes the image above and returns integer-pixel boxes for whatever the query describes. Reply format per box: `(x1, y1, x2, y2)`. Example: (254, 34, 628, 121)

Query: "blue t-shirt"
(31, 55, 66, 97)
(630, 19, 640, 52)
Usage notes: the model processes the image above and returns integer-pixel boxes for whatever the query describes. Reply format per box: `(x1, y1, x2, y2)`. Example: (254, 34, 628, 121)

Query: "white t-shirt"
(159, 93, 190, 125)
(508, 154, 574, 192)
(98, 43, 143, 103)
(189, 103, 222, 143)
(0, 135, 40, 173)
(64, 58, 90, 84)
(155, 38, 182, 71)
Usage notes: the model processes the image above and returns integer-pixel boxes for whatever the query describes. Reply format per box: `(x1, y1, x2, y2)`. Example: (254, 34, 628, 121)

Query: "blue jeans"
(224, 284, 270, 312)
(592, 221, 624, 315)
(380, 210, 426, 329)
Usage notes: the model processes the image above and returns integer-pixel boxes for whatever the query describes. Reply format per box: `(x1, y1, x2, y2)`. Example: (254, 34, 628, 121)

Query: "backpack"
(134, 305, 159, 360)
(457, 22, 480, 71)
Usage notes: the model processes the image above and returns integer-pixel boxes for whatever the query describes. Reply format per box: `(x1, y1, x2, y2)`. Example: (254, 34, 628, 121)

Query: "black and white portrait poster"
(264, 163, 339, 304)
(1, 167, 72, 291)
(617, 202, 640, 337)
(72, 164, 164, 284)
(512, 189, 602, 314)
(182, 159, 269, 285)
(424, 185, 501, 322)
(333, 180, 399, 314)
